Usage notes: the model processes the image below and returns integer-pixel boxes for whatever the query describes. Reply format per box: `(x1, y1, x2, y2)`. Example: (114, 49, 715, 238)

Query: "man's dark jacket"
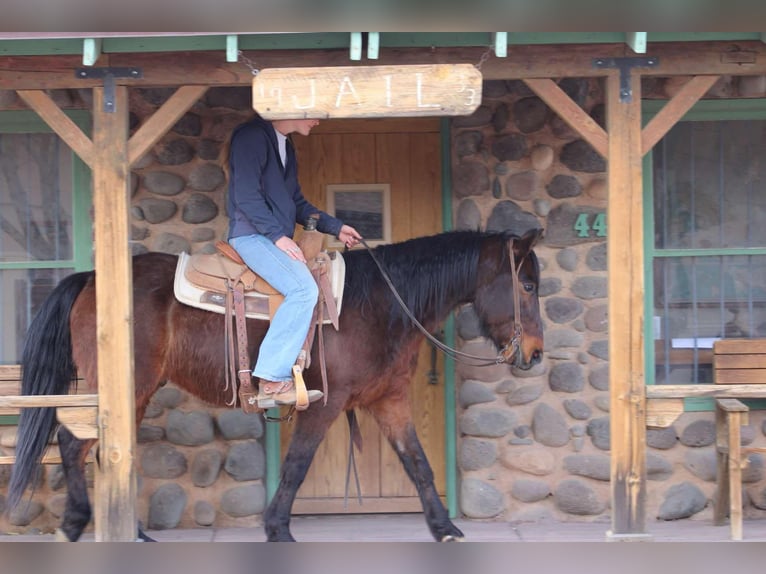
(226, 115, 343, 242)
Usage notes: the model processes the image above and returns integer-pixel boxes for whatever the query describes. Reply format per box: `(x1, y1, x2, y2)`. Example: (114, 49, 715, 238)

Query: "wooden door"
(283, 118, 444, 513)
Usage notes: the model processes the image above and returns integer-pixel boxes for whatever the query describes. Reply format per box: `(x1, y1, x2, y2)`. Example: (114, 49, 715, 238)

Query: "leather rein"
(359, 237, 525, 368)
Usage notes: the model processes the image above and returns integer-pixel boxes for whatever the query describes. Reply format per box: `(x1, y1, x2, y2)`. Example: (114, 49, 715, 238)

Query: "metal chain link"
(238, 50, 260, 76)
(475, 45, 494, 71)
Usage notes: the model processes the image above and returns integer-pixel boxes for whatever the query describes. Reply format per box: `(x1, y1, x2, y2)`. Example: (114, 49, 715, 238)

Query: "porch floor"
(3, 513, 766, 542)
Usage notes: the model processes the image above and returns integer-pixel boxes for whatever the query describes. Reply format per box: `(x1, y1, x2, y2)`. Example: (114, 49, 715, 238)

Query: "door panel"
(283, 119, 443, 513)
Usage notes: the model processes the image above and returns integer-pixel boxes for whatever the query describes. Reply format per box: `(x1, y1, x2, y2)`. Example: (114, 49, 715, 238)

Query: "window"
(645, 100, 766, 393)
(0, 111, 92, 365)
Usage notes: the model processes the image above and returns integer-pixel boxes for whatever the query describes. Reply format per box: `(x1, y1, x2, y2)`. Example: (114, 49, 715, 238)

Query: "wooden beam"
(3, 41, 766, 90)
(83, 38, 102, 66)
(14, 90, 94, 167)
(0, 394, 98, 408)
(91, 85, 136, 542)
(626, 33, 647, 54)
(225, 35, 238, 63)
(127, 85, 209, 166)
(493, 32, 508, 58)
(523, 78, 608, 158)
(647, 383, 766, 399)
(641, 75, 721, 155)
(56, 406, 98, 439)
(368, 32, 380, 60)
(606, 70, 647, 537)
(350, 32, 362, 61)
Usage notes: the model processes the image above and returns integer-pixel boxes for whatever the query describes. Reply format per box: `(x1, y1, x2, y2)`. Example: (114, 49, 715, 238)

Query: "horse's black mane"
(343, 230, 514, 328)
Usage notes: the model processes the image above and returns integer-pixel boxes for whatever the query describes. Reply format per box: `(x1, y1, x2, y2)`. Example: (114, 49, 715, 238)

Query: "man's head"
(273, 118, 320, 137)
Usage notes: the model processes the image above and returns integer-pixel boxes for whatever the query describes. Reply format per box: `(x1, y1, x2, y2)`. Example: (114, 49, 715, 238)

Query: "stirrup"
(256, 387, 323, 409)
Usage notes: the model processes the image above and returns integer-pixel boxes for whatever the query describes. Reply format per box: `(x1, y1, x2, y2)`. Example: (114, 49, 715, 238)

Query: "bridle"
(359, 237, 526, 368)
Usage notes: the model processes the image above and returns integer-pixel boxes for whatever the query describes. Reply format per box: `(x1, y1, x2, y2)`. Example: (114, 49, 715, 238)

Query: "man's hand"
(275, 236, 306, 263)
(338, 225, 362, 248)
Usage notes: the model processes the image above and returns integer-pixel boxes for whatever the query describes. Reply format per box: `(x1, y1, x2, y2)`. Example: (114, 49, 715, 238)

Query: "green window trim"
(643, 98, 766, 411)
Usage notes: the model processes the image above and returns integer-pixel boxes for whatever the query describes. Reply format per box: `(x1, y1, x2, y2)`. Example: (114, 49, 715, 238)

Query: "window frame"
(643, 98, 766, 410)
(0, 110, 92, 422)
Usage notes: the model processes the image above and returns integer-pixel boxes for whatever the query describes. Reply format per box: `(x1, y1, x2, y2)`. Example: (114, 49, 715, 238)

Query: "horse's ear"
(513, 227, 544, 256)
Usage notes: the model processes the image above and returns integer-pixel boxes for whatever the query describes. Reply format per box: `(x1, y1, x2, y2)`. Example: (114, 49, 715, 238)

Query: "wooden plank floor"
(3, 514, 766, 542)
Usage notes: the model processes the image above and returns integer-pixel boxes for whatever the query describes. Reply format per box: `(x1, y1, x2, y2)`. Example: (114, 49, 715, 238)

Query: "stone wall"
(3, 76, 766, 535)
(451, 77, 766, 526)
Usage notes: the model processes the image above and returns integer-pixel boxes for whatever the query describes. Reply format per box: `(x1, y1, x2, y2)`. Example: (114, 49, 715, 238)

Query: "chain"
(238, 50, 260, 76)
(475, 45, 494, 71)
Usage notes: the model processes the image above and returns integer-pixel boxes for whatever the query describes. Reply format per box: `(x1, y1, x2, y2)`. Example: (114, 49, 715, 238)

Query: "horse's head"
(474, 228, 544, 370)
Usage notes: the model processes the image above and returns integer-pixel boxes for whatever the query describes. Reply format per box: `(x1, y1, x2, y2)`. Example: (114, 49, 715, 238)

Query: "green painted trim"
(350, 32, 362, 61)
(0, 38, 83, 55)
(105, 33, 351, 53)
(0, 110, 90, 133)
(238, 33, 349, 50)
(627, 32, 647, 54)
(72, 154, 93, 272)
(644, 98, 766, 123)
(655, 248, 766, 258)
(265, 412, 281, 503)
(0, 261, 78, 270)
(0, 415, 18, 425)
(648, 32, 761, 43)
(380, 32, 490, 47)
(493, 33, 508, 58)
(102, 36, 227, 53)
(440, 117, 457, 518)
(0, 32, 763, 57)
(643, 152, 657, 386)
(82, 38, 102, 66)
(367, 32, 380, 60)
(225, 35, 239, 63)
(507, 32, 625, 45)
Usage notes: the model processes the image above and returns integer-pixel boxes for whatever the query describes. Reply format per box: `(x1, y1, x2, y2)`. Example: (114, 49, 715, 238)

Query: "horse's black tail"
(7, 270, 92, 511)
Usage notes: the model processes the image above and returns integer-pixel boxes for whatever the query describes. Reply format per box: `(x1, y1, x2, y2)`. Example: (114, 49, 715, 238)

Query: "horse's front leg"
(367, 396, 464, 542)
(263, 400, 343, 541)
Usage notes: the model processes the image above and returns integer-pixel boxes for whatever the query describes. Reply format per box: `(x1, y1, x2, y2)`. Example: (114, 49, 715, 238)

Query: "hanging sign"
(252, 64, 482, 119)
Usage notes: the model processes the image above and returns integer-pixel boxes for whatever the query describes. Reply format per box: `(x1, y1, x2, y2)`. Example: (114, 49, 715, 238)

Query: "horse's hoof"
(440, 534, 465, 542)
(54, 528, 70, 542)
(137, 528, 156, 542)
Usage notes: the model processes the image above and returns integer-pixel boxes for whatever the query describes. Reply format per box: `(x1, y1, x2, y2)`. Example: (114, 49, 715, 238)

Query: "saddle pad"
(173, 251, 346, 323)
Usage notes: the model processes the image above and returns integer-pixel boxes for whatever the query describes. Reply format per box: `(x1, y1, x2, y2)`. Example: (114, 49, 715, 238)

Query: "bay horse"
(8, 227, 543, 542)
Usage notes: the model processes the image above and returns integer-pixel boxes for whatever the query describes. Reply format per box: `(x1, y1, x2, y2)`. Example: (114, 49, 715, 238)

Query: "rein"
(359, 237, 524, 368)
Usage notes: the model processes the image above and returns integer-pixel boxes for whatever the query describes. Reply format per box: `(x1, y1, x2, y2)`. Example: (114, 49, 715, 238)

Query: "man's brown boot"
(257, 379, 323, 409)
(238, 377, 261, 414)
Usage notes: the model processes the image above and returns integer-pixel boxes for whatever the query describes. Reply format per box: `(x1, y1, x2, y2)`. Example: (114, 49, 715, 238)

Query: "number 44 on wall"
(574, 213, 607, 238)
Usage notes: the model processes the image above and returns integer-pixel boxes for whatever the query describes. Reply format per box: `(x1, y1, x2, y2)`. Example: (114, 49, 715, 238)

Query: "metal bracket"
(593, 56, 658, 103)
(75, 67, 143, 113)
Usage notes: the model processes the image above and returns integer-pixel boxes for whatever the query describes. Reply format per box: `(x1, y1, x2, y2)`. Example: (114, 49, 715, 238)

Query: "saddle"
(173, 229, 345, 414)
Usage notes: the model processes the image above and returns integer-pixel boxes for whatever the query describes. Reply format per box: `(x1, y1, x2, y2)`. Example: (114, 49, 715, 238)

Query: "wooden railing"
(646, 339, 766, 541)
(0, 365, 98, 465)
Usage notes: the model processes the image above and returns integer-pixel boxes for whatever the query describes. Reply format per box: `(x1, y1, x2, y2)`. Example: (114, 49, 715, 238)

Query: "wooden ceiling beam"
(1, 41, 766, 90)
(523, 78, 609, 158)
(641, 75, 722, 155)
(15, 89, 94, 166)
(127, 85, 209, 166)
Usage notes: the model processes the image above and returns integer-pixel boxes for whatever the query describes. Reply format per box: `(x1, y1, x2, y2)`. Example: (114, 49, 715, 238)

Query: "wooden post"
(91, 86, 137, 541)
(606, 71, 648, 537)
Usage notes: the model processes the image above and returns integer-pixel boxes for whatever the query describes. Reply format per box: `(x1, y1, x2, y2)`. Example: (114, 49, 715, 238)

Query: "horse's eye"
(523, 283, 535, 293)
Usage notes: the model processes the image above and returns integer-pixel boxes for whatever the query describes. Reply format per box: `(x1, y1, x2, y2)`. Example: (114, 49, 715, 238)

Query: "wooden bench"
(0, 365, 98, 465)
(646, 338, 766, 540)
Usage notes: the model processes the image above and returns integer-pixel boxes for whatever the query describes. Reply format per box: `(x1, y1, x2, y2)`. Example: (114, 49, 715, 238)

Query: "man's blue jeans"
(229, 234, 319, 383)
